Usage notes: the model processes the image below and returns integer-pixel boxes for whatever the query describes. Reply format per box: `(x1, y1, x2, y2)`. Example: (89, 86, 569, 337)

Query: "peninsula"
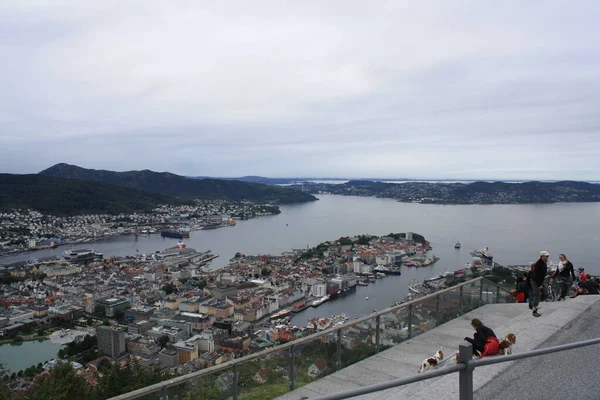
(298, 180, 600, 204)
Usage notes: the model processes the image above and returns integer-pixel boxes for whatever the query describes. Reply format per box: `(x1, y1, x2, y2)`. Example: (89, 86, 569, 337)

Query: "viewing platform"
(277, 295, 600, 400)
(108, 279, 600, 400)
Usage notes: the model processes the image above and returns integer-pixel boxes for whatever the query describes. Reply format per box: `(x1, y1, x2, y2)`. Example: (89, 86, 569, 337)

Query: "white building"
(311, 284, 327, 297)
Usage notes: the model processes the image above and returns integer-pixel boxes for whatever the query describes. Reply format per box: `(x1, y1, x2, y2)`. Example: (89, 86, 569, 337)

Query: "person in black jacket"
(464, 318, 497, 355)
(513, 276, 528, 303)
(551, 254, 576, 300)
(530, 251, 549, 317)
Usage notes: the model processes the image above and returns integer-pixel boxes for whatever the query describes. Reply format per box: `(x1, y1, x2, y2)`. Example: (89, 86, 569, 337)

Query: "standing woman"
(551, 254, 576, 301)
(530, 251, 549, 317)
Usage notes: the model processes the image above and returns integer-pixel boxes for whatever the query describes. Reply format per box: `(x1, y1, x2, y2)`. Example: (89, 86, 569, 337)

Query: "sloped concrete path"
(475, 296, 600, 400)
(276, 295, 600, 400)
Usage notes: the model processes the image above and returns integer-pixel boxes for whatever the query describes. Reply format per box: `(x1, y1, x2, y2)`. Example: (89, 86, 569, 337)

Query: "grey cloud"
(1, 0, 599, 180)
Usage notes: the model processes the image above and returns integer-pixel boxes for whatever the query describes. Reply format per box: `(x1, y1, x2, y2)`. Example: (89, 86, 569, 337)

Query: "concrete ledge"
(276, 295, 600, 400)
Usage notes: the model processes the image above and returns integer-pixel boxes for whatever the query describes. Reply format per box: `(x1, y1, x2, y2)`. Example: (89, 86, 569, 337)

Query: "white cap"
(540, 251, 550, 256)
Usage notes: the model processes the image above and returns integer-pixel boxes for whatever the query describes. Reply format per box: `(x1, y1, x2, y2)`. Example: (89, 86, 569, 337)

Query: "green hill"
(39, 164, 317, 204)
(0, 173, 188, 215)
(307, 180, 600, 204)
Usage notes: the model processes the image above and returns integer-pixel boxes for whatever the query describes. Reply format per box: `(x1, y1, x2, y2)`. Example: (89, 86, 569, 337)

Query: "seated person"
(464, 318, 499, 357)
(512, 276, 527, 303)
(571, 275, 600, 297)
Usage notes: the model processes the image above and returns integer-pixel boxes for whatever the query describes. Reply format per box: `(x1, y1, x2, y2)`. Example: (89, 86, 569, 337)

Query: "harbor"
(1, 193, 598, 393)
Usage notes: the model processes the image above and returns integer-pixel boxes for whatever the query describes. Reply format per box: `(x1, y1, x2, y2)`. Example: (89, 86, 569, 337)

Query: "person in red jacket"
(464, 318, 499, 357)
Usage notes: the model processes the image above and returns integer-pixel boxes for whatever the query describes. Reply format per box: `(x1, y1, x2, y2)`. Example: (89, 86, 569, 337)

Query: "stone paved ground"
(275, 295, 600, 400)
(475, 296, 600, 400)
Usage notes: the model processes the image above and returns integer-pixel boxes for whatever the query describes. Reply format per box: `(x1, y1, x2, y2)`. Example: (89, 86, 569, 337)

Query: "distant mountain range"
(0, 164, 318, 215)
(188, 175, 315, 185)
(0, 173, 189, 215)
(297, 180, 600, 204)
(40, 164, 317, 204)
(189, 175, 600, 185)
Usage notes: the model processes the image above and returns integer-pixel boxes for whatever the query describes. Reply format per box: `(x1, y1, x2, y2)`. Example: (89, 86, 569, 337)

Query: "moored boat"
(271, 309, 293, 320)
(161, 230, 185, 239)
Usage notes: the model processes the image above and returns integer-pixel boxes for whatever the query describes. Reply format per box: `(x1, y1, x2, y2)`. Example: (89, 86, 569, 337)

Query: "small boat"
(424, 271, 452, 282)
(365, 296, 369, 300)
(270, 309, 293, 320)
(455, 241, 461, 249)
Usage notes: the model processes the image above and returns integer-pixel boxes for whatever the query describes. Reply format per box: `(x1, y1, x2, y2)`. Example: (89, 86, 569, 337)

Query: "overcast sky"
(1, 1, 599, 180)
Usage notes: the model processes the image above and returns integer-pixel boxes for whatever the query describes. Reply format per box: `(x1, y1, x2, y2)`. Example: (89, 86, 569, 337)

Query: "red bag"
(481, 337, 500, 357)
(515, 292, 525, 302)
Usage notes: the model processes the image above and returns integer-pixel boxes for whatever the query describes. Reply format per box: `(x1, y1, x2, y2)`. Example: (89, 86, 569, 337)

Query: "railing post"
(435, 293, 440, 326)
(375, 315, 381, 353)
(161, 384, 168, 400)
(458, 342, 474, 400)
(479, 279, 483, 303)
(232, 363, 238, 400)
(496, 284, 500, 303)
(408, 303, 413, 339)
(336, 329, 342, 370)
(289, 345, 296, 391)
(459, 285, 464, 315)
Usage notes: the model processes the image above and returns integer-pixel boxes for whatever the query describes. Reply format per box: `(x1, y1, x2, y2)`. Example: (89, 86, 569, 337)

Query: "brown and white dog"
(498, 333, 516, 355)
(418, 348, 444, 373)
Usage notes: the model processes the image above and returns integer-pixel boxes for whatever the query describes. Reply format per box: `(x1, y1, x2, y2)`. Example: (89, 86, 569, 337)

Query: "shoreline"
(0, 210, 282, 261)
(0, 336, 48, 345)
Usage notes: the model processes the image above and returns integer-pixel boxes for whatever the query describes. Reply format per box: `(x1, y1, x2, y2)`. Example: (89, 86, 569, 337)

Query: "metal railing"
(108, 276, 513, 400)
(309, 337, 600, 400)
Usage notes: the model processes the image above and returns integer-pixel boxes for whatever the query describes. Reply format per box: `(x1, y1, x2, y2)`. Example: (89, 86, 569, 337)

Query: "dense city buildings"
(97, 325, 126, 358)
(0, 229, 462, 397)
(0, 200, 281, 255)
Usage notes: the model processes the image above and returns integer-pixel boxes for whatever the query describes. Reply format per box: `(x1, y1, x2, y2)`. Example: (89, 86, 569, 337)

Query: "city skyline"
(1, 1, 599, 180)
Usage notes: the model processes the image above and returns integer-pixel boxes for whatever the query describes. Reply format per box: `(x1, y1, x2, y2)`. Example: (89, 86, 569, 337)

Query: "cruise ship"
(470, 247, 493, 263)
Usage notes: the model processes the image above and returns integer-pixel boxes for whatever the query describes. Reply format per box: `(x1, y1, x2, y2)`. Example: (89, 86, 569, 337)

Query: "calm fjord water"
(1, 194, 599, 346)
(4, 194, 599, 273)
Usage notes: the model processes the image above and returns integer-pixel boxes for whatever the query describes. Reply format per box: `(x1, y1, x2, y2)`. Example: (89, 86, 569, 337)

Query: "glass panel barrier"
(293, 331, 336, 388)
(461, 280, 481, 313)
(497, 285, 513, 303)
(129, 387, 163, 400)
(480, 279, 497, 305)
(168, 368, 233, 400)
(378, 305, 409, 347)
(108, 278, 516, 400)
(339, 316, 378, 368)
(437, 286, 461, 324)
(237, 349, 290, 400)
(412, 295, 439, 336)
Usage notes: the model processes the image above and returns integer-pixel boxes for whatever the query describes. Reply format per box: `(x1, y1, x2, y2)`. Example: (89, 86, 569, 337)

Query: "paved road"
(475, 298, 600, 400)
